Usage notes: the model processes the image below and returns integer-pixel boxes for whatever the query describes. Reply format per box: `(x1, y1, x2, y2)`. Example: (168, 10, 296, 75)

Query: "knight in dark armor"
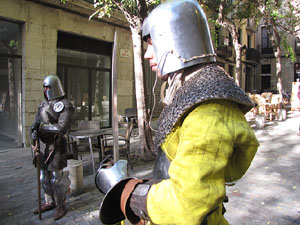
(96, 0, 259, 224)
(31, 75, 73, 220)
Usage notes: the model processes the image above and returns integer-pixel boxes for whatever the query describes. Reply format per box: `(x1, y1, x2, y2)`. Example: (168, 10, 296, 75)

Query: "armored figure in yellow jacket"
(97, 0, 259, 224)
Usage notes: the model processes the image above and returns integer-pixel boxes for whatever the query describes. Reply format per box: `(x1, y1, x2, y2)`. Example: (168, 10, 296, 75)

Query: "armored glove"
(96, 160, 161, 225)
(31, 122, 41, 140)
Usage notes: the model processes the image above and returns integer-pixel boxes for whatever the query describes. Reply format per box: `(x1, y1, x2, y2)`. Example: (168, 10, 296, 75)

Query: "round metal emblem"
(53, 101, 64, 112)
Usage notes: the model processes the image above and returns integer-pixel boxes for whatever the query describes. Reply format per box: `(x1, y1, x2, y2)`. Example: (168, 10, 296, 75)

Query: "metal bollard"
(67, 159, 84, 196)
(255, 115, 265, 129)
(278, 109, 287, 121)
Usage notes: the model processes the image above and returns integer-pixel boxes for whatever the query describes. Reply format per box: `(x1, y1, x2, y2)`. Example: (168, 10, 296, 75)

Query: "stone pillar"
(67, 159, 83, 196)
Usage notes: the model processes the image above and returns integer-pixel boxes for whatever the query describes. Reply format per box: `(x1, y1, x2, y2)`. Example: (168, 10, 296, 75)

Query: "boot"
(33, 202, 56, 214)
(54, 207, 67, 220)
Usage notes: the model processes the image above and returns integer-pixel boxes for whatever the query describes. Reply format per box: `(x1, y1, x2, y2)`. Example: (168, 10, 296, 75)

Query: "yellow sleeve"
(147, 100, 259, 225)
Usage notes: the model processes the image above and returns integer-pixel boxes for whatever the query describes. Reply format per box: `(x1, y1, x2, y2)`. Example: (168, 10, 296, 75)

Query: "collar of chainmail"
(155, 64, 254, 149)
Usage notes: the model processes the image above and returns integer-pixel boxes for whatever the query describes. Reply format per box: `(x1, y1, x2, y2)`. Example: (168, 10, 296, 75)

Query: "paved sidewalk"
(0, 112, 300, 225)
(225, 111, 300, 225)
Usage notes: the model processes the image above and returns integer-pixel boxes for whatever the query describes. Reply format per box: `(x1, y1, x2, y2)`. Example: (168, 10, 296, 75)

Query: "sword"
(112, 31, 119, 163)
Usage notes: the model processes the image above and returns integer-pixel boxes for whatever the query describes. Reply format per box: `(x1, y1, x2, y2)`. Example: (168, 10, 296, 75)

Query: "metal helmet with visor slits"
(43, 75, 65, 100)
(142, 0, 216, 76)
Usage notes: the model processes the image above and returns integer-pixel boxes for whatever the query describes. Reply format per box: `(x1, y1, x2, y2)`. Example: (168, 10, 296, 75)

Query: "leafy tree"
(202, 0, 300, 95)
(92, 0, 162, 160)
(62, 0, 160, 160)
(253, 0, 300, 94)
(200, 0, 250, 87)
(201, 0, 265, 87)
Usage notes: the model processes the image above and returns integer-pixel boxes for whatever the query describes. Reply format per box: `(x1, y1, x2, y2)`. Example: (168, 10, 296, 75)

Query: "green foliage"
(8, 40, 18, 51)
(61, 0, 160, 20)
(233, 1, 258, 21)
(260, 0, 299, 61)
(281, 35, 296, 62)
(91, 0, 160, 19)
(201, 0, 221, 11)
(91, 1, 114, 18)
(211, 29, 219, 48)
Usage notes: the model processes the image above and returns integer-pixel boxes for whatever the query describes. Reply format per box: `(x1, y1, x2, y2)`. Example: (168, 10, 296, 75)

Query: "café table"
(68, 128, 125, 175)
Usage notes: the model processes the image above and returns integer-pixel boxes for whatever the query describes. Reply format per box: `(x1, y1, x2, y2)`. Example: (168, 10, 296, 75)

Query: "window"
(229, 65, 234, 77)
(295, 62, 300, 81)
(261, 27, 273, 54)
(245, 67, 252, 92)
(57, 32, 112, 129)
(247, 35, 252, 48)
(261, 64, 271, 91)
(0, 19, 22, 147)
(261, 76, 271, 90)
(238, 28, 242, 44)
(229, 33, 233, 47)
(261, 64, 271, 74)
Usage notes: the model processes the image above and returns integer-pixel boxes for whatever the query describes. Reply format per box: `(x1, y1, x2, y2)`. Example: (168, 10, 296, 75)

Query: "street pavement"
(0, 111, 300, 225)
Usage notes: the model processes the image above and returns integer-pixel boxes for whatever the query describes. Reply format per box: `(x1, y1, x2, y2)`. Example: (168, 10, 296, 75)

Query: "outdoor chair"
(101, 120, 134, 170)
(124, 108, 138, 137)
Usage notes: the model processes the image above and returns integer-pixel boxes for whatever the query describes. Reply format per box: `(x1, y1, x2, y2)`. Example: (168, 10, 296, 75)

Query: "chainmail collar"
(155, 64, 254, 149)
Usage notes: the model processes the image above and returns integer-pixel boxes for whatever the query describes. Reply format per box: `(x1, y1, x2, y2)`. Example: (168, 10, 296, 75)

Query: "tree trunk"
(274, 43, 283, 94)
(234, 40, 242, 87)
(130, 26, 155, 160)
(272, 26, 283, 95)
(216, 0, 242, 86)
(111, 0, 156, 161)
(265, 19, 283, 96)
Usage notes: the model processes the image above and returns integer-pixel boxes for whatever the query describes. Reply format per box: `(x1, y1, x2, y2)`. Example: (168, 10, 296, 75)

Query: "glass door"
(58, 64, 112, 130)
(0, 19, 22, 148)
(91, 70, 111, 127)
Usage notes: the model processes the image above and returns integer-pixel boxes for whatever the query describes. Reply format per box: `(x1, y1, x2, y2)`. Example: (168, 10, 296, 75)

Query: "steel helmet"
(43, 75, 65, 100)
(142, 0, 216, 76)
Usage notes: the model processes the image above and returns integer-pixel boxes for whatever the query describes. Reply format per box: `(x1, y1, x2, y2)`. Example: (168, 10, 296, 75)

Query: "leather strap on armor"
(129, 179, 160, 220)
(121, 179, 161, 224)
(120, 179, 144, 225)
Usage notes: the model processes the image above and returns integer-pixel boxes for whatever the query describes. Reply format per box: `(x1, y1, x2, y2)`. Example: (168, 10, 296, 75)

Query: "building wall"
(257, 22, 300, 94)
(0, 0, 134, 146)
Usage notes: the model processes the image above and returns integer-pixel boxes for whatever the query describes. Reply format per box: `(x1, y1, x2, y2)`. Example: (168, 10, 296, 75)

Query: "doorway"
(0, 19, 22, 148)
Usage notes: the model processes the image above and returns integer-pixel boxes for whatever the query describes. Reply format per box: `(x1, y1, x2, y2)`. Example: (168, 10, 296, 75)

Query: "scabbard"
(35, 140, 42, 220)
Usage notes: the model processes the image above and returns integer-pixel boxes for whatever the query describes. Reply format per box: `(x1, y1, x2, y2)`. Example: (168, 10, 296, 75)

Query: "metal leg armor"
(51, 170, 70, 220)
(50, 170, 69, 210)
(40, 170, 55, 204)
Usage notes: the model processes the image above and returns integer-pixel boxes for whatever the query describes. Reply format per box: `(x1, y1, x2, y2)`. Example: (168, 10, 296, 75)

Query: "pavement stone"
(0, 112, 300, 225)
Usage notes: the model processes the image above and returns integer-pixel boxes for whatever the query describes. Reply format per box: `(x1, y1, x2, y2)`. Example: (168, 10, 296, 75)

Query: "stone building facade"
(256, 22, 300, 93)
(0, 0, 135, 147)
(1, 0, 298, 148)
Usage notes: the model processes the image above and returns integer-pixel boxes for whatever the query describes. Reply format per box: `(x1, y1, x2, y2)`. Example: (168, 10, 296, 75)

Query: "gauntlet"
(96, 160, 161, 225)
